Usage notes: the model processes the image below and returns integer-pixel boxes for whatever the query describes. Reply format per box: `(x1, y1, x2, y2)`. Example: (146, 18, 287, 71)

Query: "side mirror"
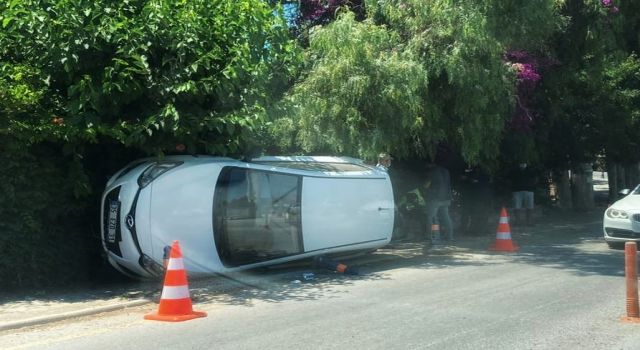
(619, 189, 631, 197)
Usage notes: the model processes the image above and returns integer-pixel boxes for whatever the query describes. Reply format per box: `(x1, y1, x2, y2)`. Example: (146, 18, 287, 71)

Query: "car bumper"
(603, 216, 640, 242)
(101, 181, 162, 279)
(604, 227, 640, 242)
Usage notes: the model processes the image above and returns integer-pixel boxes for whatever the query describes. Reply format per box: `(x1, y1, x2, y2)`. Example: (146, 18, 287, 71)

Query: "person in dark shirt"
(510, 163, 537, 226)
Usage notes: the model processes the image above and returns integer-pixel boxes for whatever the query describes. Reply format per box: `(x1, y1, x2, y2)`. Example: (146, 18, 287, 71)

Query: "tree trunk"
(625, 163, 640, 190)
(606, 162, 640, 202)
(617, 164, 626, 192)
(607, 162, 618, 203)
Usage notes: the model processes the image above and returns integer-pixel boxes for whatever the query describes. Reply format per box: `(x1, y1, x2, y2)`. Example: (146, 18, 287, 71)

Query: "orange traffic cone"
(144, 240, 207, 322)
(490, 207, 519, 252)
(313, 256, 359, 275)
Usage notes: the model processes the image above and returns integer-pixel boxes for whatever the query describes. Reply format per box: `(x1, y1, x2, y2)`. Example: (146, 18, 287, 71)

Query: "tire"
(607, 241, 625, 250)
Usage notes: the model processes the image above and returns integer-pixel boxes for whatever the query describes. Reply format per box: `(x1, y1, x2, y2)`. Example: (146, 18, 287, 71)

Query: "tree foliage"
(535, 0, 640, 168)
(277, 13, 430, 158)
(273, 0, 564, 165)
(0, 0, 300, 155)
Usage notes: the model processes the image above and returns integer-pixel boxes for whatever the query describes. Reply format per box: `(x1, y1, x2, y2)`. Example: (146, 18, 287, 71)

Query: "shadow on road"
(0, 208, 620, 313)
(181, 208, 621, 307)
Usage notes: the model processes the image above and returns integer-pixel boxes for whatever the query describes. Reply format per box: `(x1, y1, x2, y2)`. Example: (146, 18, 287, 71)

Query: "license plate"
(107, 201, 119, 243)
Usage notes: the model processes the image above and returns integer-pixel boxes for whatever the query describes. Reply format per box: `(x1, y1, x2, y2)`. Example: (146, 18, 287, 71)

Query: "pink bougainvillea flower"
(601, 0, 612, 7)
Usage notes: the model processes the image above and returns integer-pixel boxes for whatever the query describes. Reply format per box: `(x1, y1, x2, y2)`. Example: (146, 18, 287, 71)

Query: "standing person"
(510, 163, 537, 226)
(423, 162, 454, 242)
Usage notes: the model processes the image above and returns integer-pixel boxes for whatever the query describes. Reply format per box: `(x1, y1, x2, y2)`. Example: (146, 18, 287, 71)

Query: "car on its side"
(603, 185, 640, 248)
(101, 155, 394, 279)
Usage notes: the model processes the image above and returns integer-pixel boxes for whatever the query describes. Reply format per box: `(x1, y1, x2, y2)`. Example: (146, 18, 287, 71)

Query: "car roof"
(129, 154, 381, 175)
(250, 156, 375, 173)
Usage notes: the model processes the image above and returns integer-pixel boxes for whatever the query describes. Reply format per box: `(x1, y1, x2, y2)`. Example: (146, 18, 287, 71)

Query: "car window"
(214, 167, 303, 266)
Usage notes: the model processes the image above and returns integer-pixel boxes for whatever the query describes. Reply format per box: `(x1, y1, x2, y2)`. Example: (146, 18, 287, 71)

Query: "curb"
(0, 299, 151, 332)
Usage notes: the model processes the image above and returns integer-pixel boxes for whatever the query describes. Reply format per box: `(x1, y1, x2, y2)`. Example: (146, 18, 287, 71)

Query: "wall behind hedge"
(0, 140, 145, 292)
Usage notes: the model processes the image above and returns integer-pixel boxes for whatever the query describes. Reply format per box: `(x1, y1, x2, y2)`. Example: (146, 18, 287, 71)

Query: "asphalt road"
(3, 211, 640, 350)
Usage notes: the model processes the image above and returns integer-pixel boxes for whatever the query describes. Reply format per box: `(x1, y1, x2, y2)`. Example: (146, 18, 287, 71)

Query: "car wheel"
(607, 241, 625, 250)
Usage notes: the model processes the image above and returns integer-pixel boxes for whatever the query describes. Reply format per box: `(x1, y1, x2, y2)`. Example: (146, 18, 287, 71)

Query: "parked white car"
(101, 155, 394, 279)
(603, 185, 640, 248)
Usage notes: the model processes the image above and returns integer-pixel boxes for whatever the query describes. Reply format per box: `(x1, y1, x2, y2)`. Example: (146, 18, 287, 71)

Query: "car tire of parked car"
(607, 241, 625, 250)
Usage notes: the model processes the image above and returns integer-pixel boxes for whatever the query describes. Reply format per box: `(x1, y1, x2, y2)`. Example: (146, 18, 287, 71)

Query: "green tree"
(534, 0, 640, 204)
(0, 0, 300, 155)
(274, 0, 564, 165)
(273, 13, 430, 158)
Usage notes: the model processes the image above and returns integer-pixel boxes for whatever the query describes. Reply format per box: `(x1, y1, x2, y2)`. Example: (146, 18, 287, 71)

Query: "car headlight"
(139, 254, 165, 277)
(606, 208, 629, 219)
(137, 161, 183, 188)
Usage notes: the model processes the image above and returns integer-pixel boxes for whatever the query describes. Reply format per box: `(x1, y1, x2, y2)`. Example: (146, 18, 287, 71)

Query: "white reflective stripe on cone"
(496, 233, 512, 240)
(166, 257, 184, 271)
(160, 285, 191, 300)
(499, 217, 509, 224)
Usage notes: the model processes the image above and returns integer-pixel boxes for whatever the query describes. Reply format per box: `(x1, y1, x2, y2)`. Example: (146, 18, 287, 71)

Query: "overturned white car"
(101, 155, 394, 279)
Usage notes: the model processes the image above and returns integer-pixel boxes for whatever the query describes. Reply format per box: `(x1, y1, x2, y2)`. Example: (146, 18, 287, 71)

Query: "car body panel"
(135, 188, 153, 260)
(101, 163, 153, 278)
(149, 163, 226, 273)
(301, 177, 393, 252)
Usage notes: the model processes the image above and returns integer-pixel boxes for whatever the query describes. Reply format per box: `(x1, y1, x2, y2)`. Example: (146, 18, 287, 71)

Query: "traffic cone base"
(144, 309, 207, 322)
(490, 240, 519, 252)
(490, 207, 519, 252)
(145, 240, 207, 322)
(621, 316, 640, 324)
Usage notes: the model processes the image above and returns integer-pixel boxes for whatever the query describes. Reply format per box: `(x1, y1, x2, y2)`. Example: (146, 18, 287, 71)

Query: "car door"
(301, 176, 394, 252)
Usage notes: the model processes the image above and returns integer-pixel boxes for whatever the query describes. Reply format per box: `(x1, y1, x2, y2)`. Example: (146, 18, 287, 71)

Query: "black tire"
(607, 241, 625, 250)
